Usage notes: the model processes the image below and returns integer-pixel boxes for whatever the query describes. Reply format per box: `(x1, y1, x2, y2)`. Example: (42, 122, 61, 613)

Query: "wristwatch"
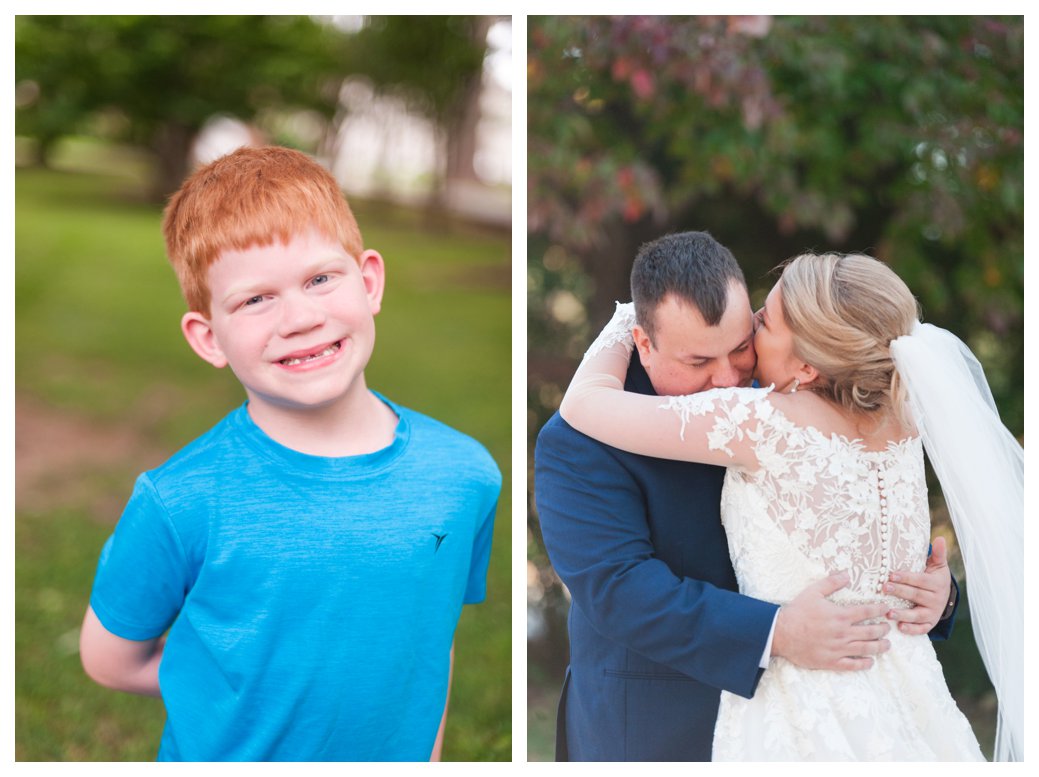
(940, 584, 958, 621)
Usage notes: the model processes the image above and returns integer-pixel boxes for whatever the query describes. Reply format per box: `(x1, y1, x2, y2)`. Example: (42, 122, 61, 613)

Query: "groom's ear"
(632, 324, 653, 366)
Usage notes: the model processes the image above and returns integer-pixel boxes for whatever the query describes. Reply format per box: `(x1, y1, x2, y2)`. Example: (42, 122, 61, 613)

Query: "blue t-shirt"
(89, 397, 501, 761)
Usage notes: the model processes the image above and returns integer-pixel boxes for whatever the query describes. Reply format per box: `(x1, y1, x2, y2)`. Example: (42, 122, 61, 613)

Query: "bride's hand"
(582, 301, 636, 363)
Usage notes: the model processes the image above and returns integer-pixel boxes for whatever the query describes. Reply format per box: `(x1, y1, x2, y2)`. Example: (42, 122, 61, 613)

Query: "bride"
(559, 252, 1022, 761)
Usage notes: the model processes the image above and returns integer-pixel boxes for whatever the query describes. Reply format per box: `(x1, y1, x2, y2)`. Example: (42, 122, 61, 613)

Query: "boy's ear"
(358, 249, 386, 315)
(181, 311, 228, 369)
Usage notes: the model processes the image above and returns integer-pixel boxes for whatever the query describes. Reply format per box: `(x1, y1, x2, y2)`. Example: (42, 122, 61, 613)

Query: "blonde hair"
(778, 252, 919, 427)
(162, 146, 364, 316)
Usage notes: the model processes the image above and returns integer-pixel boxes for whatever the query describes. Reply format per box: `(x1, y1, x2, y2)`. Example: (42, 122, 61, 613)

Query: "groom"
(533, 231, 957, 761)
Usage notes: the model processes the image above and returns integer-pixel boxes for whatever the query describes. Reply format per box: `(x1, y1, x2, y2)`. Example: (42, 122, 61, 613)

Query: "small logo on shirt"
(432, 532, 448, 553)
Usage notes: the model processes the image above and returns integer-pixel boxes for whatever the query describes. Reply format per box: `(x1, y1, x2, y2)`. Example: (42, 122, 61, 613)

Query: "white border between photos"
(511, 15, 530, 767)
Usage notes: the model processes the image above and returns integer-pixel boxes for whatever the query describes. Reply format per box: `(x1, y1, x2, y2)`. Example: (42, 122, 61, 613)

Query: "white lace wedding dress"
(666, 388, 986, 760)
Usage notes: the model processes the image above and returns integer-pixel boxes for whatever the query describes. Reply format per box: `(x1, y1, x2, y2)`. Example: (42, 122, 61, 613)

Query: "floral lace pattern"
(582, 301, 637, 363)
(660, 387, 929, 606)
(714, 628, 983, 760)
(657, 387, 983, 760)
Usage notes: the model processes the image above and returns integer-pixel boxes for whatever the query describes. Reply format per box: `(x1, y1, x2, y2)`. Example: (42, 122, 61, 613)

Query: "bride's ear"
(795, 362, 821, 388)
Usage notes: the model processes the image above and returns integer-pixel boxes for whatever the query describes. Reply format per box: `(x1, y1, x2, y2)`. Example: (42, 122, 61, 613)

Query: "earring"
(790, 378, 799, 394)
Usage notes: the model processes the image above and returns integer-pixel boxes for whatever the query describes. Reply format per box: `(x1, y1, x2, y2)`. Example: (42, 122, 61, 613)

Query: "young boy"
(79, 146, 502, 761)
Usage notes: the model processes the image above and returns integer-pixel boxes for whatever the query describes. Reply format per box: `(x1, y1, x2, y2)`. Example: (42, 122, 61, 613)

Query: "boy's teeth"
(281, 342, 340, 366)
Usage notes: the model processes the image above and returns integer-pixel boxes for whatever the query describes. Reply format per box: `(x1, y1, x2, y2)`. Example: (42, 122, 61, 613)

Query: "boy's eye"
(310, 274, 329, 286)
(244, 295, 265, 306)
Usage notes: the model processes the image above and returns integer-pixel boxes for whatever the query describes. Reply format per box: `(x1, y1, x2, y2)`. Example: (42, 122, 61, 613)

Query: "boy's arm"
(79, 606, 164, 697)
(429, 644, 454, 762)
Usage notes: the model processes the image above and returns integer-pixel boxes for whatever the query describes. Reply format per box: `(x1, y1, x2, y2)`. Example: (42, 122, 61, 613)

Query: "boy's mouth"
(278, 341, 342, 367)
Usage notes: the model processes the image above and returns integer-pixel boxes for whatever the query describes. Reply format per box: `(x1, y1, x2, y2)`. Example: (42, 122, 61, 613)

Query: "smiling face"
(633, 280, 757, 396)
(181, 229, 384, 427)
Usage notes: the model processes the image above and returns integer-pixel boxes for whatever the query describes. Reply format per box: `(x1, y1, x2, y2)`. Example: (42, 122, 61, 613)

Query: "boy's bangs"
(215, 176, 359, 260)
(221, 206, 350, 259)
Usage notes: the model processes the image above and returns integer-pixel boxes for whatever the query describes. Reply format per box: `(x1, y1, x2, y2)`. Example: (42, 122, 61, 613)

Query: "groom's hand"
(772, 572, 891, 671)
(884, 535, 954, 635)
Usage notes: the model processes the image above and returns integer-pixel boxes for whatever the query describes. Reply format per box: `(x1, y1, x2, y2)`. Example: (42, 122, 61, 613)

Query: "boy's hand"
(429, 644, 454, 761)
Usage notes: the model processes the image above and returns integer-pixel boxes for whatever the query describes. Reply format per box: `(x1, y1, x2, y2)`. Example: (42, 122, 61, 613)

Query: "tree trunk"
(443, 17, 491, 186)
(428, 15, 494, 219)
(150, 121, 194, 203)
(579, 217, 667, 327)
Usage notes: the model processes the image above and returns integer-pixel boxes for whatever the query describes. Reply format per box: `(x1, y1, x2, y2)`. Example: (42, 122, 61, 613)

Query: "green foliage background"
(15, 15, 490, 200)
(15, 141, 511, 761)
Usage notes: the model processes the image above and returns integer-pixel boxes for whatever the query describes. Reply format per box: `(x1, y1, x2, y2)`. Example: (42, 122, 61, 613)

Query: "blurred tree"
(528, 16, 1022, 744)
(15, 15, 348, 199)
(342, 15, 493, 207)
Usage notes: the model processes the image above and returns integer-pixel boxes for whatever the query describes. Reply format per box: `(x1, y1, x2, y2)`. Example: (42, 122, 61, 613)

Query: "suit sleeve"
(534, 417, 778, 699)
(928, 575, 959, 641)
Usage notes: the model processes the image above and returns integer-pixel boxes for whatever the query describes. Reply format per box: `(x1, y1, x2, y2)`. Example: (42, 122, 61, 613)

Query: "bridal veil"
(891, 322, 1023, 761)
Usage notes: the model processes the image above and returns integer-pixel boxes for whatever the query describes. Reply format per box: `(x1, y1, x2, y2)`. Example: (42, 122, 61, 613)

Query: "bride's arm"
(559, 303, 762, 469)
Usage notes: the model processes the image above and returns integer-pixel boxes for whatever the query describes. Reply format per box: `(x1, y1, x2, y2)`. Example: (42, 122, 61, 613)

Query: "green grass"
(17, 507, 167, 760)
(15, 154, 512, 761)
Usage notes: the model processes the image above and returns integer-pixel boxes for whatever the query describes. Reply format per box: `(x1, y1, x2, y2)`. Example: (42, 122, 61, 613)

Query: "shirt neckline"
(228, 392, 410, 479)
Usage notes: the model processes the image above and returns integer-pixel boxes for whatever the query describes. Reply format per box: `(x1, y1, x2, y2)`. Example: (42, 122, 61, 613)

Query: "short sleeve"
(463, 492, 498, 605)
(89, 474, 194, 640)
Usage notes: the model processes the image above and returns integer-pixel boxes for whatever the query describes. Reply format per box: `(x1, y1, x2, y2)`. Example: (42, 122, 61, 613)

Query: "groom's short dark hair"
(631, 230, 746, 341)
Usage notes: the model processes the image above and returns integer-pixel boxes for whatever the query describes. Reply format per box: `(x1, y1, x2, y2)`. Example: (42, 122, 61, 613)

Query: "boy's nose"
(278, 294, 326, 336)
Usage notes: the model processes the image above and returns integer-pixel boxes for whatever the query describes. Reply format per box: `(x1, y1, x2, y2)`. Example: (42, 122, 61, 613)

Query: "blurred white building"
(330, 18, 511, 226)
(190, 19, 511, 227)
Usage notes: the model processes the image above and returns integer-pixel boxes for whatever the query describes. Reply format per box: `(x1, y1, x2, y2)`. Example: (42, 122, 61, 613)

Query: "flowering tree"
(529, 14, 1022, 430)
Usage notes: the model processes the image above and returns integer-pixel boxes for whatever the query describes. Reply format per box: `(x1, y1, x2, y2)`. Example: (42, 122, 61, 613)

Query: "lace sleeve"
(559, 304, 772, 469)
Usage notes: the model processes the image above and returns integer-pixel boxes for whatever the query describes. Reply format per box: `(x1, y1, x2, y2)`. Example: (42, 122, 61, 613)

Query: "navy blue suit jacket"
(534, 359, 778, 761)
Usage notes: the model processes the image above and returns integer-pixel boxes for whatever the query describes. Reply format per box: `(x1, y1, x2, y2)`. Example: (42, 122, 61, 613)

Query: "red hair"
(162, 146, 364, 315)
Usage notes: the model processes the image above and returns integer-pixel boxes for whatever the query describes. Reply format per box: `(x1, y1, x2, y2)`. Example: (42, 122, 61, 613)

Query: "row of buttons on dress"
(876, 464, 891, 594)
